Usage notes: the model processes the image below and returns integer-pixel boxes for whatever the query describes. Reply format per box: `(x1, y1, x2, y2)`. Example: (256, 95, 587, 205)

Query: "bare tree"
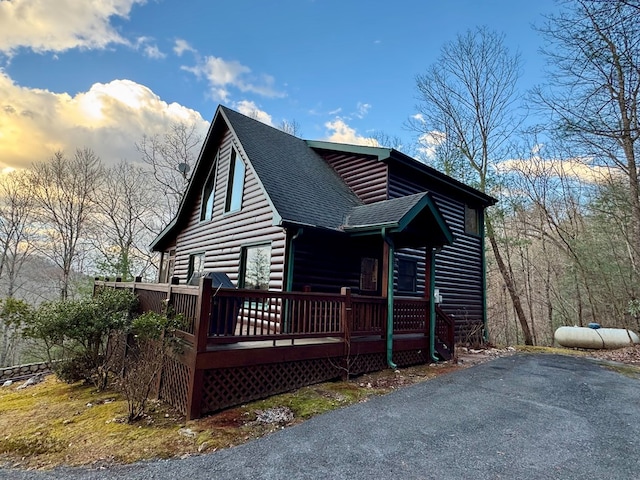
(30, 148, 103, 300)
(278, 119, 302, 137)
(0, 171, 35, 298)
(535, 0, 640, 275)
(411, 27, 534, 344)
(92, 160, 160, 280)
(137, 123, 202, 222)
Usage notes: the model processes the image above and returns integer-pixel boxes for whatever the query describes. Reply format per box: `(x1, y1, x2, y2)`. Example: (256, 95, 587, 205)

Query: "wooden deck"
(97, 277, 454, 419)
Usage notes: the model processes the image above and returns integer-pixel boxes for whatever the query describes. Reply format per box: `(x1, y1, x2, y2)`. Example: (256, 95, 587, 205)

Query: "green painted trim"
(383, 229, 398, 370)
(429, 247, 438, 362)
(283, 228, 302, 334)
(396, 194, 454, 245)
(344, 194, 454, 247)
(481, 211, 489, 343)
(305, 140, 392, 161)
(285, 228, 302, 292)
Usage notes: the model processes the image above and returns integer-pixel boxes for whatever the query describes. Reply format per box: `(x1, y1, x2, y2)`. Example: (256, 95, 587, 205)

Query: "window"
(187, 252, 206, 284)
(159, 249, 176, 283)
(398, 258, 417, 293)
(200, 154, 218, 221)
(360, 257, 378, 292)
(240, 245, 271, 290)
(464, 204, 480, 236)
(225, 149, 245, 213)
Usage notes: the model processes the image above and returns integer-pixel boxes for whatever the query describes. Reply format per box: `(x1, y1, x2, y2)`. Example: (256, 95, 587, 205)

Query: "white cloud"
(182, 55, 284, 102)
(324, 119, 379, 146)
(0, 73, 209, 170)
(173, 39, 196, 57)
(354, 102, 371, 119)
(0, 0, 145, 55)
(234, 100, 273, 126)
(498, 157, 620, 184)
(417, 130, 445, 159)
(135, 37, 165, 59)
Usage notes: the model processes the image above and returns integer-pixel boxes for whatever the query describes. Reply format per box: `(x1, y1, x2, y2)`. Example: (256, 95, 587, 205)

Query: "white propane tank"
(554, 326, 640, 349)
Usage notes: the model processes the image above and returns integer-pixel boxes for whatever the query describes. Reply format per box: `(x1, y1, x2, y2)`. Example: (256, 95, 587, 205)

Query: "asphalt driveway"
(3, 354, 640, 480)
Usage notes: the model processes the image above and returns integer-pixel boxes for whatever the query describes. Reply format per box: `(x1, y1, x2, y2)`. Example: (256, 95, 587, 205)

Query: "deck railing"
(94, 279, 453, 350)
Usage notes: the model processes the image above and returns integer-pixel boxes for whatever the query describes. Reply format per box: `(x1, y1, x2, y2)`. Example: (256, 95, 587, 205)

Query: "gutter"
(382, 228, 398, 369)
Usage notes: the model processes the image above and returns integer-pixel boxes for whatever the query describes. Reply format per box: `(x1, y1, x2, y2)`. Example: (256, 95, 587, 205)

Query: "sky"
(0, 0, 559, 172)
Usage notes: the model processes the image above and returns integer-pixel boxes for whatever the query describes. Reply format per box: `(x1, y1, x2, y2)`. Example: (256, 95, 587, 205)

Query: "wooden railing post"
(340, 287, 352, 339)
(194, 277, 213, 353)
(187, 276, 212, 420)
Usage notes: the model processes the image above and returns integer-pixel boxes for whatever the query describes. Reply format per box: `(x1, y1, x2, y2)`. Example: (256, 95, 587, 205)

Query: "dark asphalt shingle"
(221, 106, 362, 230)
(343, 192, 428, 229)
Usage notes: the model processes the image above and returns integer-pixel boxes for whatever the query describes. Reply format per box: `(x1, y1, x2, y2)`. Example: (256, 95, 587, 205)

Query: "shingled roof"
(151, 105, 478, 251)
(343, 192, 454, 246)
(221, 106, 361, 230)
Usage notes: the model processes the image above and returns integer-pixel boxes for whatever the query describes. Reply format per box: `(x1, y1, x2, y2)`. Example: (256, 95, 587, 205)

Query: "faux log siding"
(319, 152, 388, 204)
(292, 233, 382, 294)
(173, 130, 286, 289)
(387, 171, 484, 338)
(395, 248, 427, 296)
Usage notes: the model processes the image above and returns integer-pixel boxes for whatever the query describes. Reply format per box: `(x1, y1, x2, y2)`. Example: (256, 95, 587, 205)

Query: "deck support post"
(187, 276, 213, 420)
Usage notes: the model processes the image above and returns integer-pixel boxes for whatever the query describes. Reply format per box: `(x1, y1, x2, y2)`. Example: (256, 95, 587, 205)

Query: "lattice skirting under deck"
(199, 349, 427, 415)
(159, 356, 191, 415)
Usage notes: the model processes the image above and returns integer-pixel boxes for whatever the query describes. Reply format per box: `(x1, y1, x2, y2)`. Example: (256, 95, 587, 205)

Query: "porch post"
(382, 230, 397, 369)
(283, 228, 303, 333)
(427, 247, 438, 362)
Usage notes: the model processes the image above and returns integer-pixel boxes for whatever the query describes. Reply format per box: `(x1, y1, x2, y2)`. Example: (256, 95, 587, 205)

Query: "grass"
(0, 362, 455, 470)
(514, 345, 590, 355)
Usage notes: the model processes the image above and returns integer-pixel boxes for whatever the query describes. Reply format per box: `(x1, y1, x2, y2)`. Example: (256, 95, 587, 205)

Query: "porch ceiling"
(342, 192, 454, 248)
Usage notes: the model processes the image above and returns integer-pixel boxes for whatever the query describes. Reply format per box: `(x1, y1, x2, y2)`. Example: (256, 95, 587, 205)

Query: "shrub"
(119, 311, 185, 422)
(19, 288, 138, 390)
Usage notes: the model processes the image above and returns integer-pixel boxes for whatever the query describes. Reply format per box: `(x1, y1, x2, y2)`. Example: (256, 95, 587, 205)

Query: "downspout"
(428, 247, 438, 362)
(285, 227, 303, 292)
(284, 228, 303, 333)
(480, 211, 489, 343)
(382, 228, 398, 369)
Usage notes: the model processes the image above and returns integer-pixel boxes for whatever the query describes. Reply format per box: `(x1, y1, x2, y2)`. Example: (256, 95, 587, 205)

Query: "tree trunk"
(486, 218, 534, 345)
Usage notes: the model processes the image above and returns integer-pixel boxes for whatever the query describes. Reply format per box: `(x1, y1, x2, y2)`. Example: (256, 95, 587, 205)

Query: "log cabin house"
(99, 105, 496, 419)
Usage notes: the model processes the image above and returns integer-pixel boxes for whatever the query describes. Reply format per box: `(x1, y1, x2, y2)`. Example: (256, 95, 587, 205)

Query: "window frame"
(239, 243, 271, 290)
(464, 204, 481, 236)
(187, 252, 206, 284)
(397, 258, 418, 293)
(200, 153, 218, 222)
(159, 248, 176, 283)
(359, 257, 379, 293)
(224, 148, 245, 214)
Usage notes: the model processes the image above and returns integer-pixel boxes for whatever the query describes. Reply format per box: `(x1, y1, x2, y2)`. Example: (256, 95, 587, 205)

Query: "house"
(104, 105, 495, 418)
(152, 105, 495, 337)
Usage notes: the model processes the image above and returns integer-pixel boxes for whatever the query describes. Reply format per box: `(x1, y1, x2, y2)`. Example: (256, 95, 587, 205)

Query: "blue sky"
(0, 0, 557, 171)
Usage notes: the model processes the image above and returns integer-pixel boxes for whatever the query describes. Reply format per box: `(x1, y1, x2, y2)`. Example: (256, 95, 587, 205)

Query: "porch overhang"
(342, 192, 454, 248)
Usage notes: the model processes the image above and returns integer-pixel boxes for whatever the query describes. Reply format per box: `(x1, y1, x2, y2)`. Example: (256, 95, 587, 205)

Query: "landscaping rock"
(178, 427, 197, 438)
(16, 372, 44, 390)
(254, 406, 294, 424)
(2, 380, 12, 387)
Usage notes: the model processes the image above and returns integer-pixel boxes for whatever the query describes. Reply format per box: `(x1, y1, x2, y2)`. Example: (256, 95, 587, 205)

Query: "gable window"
(464, 204, 480, 236)
(398, 258, 417, 293)
(240, 244, 271, 290)
(187, 252, 206, 285)
(200, 153, 218, 221)
(360, 257, 378, 292)
(225, 149, 245, 213)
